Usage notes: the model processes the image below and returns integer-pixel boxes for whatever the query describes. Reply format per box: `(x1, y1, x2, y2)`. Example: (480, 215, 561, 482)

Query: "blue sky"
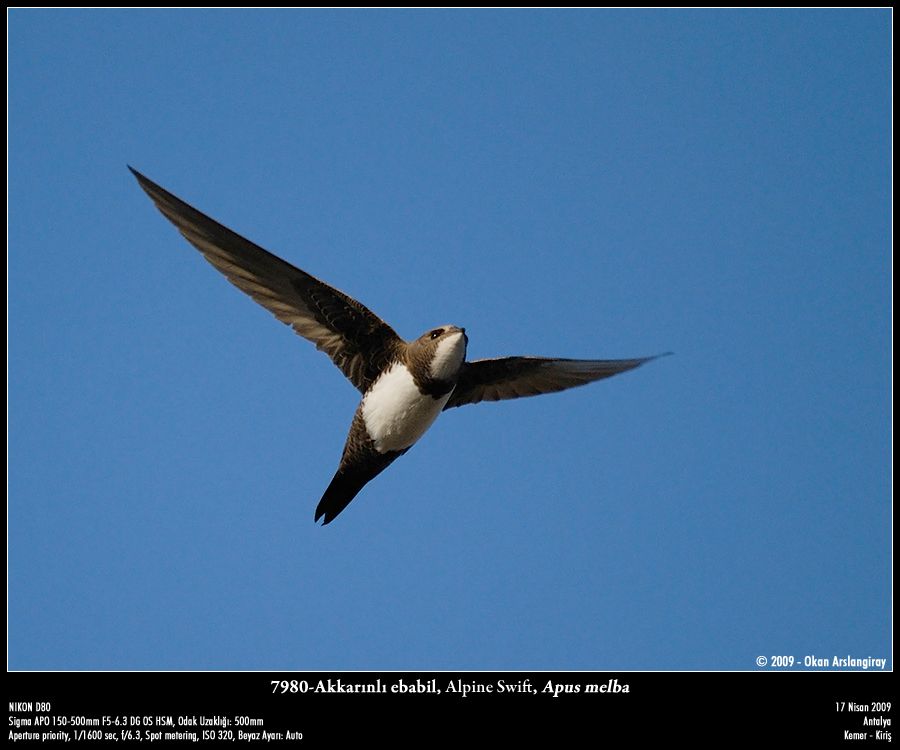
(9, 10, 890, 670)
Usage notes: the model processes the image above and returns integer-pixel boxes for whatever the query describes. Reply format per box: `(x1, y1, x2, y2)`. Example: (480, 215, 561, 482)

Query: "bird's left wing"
(444, 354, 667, 410)
(129, 167, 402, 393)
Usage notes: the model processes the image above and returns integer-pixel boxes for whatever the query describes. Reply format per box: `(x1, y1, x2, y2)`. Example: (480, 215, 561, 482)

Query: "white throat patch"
(429, 332, 466, 381)
(362, 363, 452, 453)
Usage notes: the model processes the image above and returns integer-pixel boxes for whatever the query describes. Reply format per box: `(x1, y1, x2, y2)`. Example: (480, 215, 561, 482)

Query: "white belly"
(361, 363, 451, 453)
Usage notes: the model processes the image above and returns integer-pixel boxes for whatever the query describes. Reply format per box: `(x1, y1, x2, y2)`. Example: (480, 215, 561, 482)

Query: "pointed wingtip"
(127, 165, 153, 191)
(624, 352, 672, 374)
(638, 352, 673, 366)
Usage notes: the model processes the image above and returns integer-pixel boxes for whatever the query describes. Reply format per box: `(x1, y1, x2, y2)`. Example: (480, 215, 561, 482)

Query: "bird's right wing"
(444, 354, 667, 409)
(130, 167, 402, 393)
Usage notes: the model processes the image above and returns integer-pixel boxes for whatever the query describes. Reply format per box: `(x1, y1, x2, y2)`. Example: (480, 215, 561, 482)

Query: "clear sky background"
(9, 10, 890, 671)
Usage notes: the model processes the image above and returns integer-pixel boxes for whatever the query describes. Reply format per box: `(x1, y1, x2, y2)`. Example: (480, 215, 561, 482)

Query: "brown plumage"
(130, 167, 667, 524)
(445, 356, 661, 409)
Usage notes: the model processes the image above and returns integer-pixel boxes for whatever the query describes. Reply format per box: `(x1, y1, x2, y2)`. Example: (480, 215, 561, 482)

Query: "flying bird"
(129, 167, 666, 524)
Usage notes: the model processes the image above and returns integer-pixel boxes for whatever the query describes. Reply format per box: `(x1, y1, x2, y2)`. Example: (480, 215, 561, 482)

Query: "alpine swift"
(129, 167, 667, 524)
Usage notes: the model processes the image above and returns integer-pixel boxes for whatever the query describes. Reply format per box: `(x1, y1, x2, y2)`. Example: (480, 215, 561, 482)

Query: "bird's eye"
(429, 329, 443, 340)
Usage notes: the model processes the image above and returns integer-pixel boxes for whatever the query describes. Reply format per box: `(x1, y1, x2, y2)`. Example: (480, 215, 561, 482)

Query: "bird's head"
(410, 325, 468, 381)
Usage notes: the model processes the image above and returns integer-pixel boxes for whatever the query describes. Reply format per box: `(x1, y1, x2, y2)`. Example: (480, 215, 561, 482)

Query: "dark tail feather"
(314, 470, 371, 525)
(314, 450, 405, 525)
